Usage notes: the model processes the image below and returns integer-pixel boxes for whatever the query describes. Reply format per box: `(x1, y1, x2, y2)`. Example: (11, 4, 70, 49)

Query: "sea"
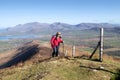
(0, 35, 39, 40)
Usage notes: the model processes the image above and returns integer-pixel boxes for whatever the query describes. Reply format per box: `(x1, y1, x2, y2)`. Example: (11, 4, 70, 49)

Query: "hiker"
(50, 32, 64, 57)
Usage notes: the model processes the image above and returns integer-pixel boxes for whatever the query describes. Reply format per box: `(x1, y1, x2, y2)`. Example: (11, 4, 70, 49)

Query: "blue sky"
(0, 0, 120, 28)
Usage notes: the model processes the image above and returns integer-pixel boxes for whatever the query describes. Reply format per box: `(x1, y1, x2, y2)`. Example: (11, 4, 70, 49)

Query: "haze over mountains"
(0, 22, 120, 36)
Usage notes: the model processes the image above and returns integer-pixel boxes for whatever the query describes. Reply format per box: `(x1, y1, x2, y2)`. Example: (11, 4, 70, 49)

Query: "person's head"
(56, 32, 61, 37)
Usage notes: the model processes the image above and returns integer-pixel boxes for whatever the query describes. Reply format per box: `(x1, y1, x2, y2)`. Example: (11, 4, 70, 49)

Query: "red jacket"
(50, 35, 63, 48)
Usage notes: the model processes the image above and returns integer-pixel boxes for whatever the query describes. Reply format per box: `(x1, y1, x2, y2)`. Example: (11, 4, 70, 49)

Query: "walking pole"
(63, 43, 65, 56)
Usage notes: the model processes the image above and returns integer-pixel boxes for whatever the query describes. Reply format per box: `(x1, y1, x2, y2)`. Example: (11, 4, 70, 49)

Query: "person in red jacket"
(50, 32, 63, 57)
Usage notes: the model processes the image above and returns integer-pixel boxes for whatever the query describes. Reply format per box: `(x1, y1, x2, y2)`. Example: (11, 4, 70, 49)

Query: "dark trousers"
(52, 46, 59, 57)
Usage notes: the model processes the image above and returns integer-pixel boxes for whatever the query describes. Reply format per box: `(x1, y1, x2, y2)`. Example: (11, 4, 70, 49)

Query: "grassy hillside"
(0, 41, 120, 80)
(0, 56, 120, 80)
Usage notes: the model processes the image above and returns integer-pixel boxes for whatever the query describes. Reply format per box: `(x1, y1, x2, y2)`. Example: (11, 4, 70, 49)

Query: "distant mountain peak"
(1, 22, 120, 35)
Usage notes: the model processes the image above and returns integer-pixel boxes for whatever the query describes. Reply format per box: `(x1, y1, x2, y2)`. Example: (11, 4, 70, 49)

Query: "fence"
(61, 27, 120, 61)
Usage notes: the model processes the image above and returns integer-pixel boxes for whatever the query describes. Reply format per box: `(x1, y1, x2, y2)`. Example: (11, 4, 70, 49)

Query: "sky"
(0, 0, 120, 28)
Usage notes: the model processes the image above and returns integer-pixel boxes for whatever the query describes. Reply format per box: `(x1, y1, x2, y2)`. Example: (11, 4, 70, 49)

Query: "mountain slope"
(0, 40, 51, 69)
(1, 22, 120, 36)
(0, 40, 120, 80)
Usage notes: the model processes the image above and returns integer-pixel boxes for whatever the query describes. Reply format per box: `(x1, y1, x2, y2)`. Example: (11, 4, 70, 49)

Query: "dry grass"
(1, 56, 120, 80)
(0, 40, 120, 80)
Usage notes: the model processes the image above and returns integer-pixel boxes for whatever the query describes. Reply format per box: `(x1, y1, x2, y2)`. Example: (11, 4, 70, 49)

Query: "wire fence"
(61, 28, 120, 58)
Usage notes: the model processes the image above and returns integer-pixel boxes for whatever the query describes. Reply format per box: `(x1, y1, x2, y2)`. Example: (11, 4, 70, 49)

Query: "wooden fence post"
(65, 50, 67, 56)
(72, 45, 75, 57)
(99, 28, 104, 62)
(89, 41, 100, 59)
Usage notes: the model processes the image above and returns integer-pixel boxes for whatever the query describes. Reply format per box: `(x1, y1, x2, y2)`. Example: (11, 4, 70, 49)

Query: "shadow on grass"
(111, 69, 120, 80)
(80, 65, 118, 75)
(0, 44, 39, 69)
(73, 55, 102, 62)
(88, 58, 102, 62)
(74, 55, 89, 59)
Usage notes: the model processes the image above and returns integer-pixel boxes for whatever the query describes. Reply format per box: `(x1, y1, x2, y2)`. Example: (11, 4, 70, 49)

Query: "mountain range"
(0, 22, 120, 36)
